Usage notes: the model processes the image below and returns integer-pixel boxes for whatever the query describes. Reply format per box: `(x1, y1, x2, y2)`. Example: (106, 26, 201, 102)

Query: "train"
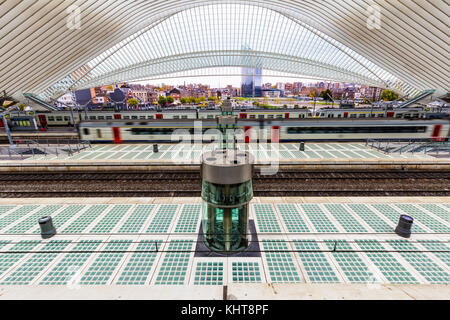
(78, 118, 450, 143)
(33, 105, 449, 128)
(34, 108, 312, 127)
(314, 106, 450, 119)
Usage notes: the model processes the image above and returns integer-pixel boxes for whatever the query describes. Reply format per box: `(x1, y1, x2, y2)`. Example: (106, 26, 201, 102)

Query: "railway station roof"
(0, 0, 448, 101)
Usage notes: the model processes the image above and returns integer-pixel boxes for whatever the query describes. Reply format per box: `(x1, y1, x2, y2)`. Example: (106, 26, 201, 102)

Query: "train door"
(343, 112, 348, 118)
(386, 112, 394, 118)
(239, 113, 247, 119)
(0, 118, 3, 127)
(38, 115, 48, 128)
(244, 126, 252, 143)
(284, 113, 289, 119)
(271, 126, 280, 143)
(114, 114, 122, 119)
(112, 127, 122, 143)
(156, 114, 163, 119)
(431, 124, 443, 141)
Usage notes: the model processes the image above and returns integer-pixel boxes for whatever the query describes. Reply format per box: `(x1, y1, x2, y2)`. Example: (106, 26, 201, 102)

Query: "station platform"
(1, 142, 449, 171)
(0, 196, 448, 299)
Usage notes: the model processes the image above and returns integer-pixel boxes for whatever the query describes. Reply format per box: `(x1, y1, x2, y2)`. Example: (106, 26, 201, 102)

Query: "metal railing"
(1, 138, 91, 160)
(366, 138, 450, 156)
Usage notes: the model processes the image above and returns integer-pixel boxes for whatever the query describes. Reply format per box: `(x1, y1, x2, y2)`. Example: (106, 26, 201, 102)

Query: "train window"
(128, 128, 174, 135)
(125, 122, 134, 125)
(89, 116, 96, 120)
(395, 114, 403, 118)
(337, 114, 341, 118)
(181, 115, 188, 119)
(131, 116, 138, 119)
(377, 114, 384, 117)
(83, 128, 90, 135)
(148, 115, 154, 119)
(56, 116, 63, 121)
(286, 126, 427, 134)
(64, 116, 70, 121)
(276, 115, 283, 119)
(249, 115, 256, 119)
(307, 113, 312, 117)
(268, 115, 274, 119)
(359, 114, 366, 118)
(173, 116, 180, 119)
(350, 114, 357, 118)
(98, 116, 105, 120)
(48, 116, 55, 121)
(106, 116, 113, 120)
(140, 116, 146, 119)
(96, 129, 102, 138)
(124, 116, 130, 119)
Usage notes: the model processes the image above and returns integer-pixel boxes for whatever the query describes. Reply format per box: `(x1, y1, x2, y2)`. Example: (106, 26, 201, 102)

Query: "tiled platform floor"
(22, 143, 437, 163)
(0, 197, 448, 287)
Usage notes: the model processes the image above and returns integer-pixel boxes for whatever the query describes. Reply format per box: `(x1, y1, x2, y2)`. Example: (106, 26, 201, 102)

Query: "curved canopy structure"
(0, 0, 448, 101)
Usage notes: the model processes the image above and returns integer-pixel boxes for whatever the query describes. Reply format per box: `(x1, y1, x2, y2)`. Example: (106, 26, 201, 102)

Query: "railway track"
(0, 171, 448, 197)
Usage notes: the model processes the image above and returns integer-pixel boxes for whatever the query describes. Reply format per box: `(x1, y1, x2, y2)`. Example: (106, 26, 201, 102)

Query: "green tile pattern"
(118, 205, 155, 233)
(154, 240, 193, 285)
(61, 205, 109, 233)
(231, 261, 262, 283)
(146, 204, 178, 233)
(324, 204, 367, 232)
(174, 204, 201, 233)
(355, 240, 419, 284)
(417, 241, 450, 267)
(79, 240, 132, 285)
(277, 204, 309, 233)
(39, 240, 102, 285)
(417, 204, 450, 223)
(89, 205, 132, 233)
(261, 240, 301, 283)
(394, 204, 450, 233)
(5, 205, 62, 234)
(293, 240, 340, 283)
(116, 240, 161, 285)
(387, 240, 450, 284)
(193, 261, 223, 285)
(299, 204, 339, 232)
(0, 205, 40, 231)
(32, 205, 85, 233)
(0, 240, 42, 279)
(254, 204, 282, 233)
(0, 205, 15, 216)
(347, 204, 393, 232)
(371, 204, 425, 232)
(1, 240, 71, 285)
(324, 240, 378, 283)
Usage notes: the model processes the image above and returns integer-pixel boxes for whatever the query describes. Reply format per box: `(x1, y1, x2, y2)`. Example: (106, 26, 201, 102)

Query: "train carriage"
(79, 118, 450, 143)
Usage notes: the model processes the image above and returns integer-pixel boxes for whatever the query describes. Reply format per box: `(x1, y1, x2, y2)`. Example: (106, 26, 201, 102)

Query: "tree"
(380, 89, 399, 101)
(128, 98, 139, 107)
(309, 90, 318, 99)
(199, 96, 206, 102)
(319, 89, 333, 101)
(208, 96, 215, 101)
(166, 96, 174, 104)
(188, 96, 196, 104)
(180, 97, 187, 104)
(158, 96, 167, 107)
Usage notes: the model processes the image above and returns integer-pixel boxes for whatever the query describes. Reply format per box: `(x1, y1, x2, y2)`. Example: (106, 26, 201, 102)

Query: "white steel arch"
(0, 0, 448, 100)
